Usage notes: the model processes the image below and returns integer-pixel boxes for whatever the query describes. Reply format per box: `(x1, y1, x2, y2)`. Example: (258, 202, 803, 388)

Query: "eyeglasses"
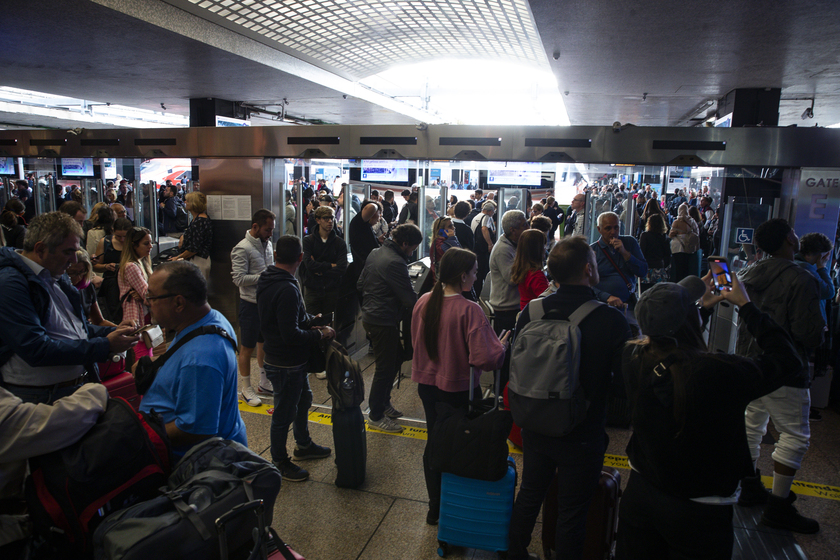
(600, 225, 619, 231)
(145, 293, 178, 302)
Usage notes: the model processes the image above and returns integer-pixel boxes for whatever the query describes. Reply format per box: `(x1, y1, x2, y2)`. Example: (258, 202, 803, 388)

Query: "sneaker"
(737, 468, 771, 507)
(259, 372, 273, 393)
(383, 405, 403, 419)
(257, 384, 273, 395)
(293, 442, 331, 460)
(761, 491, 820, 534)
(809, 408, 822, 422)
(240, 385, 261, 407)
(274, 459, 309, 482)
(315, 371, 327, 380)
(368, 415, 404, 433)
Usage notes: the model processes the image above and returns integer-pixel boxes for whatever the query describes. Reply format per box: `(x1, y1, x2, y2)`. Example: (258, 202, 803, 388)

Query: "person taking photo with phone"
(617, 272, 804, 559)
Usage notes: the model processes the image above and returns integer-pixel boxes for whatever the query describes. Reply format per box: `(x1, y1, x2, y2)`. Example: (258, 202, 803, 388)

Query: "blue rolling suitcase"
(437, 458, 517, 557)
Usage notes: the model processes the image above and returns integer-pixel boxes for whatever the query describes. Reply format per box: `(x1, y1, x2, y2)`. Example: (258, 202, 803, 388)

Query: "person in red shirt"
(511, 229, 549, 309)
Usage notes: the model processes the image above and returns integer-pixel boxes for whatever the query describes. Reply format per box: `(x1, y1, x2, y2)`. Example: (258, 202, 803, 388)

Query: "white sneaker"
(240, 385, 261, 407)
(368, 416, 404, 433)
(315, 371, 327, 380)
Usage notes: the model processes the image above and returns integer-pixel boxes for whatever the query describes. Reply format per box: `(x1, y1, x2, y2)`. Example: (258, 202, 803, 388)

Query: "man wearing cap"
(508, 236, 630, 560)
(734, 218, 824, 533)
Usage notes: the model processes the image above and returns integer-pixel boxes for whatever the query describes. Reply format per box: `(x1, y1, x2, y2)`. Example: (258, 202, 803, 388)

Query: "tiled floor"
(241, 354, 840, 560)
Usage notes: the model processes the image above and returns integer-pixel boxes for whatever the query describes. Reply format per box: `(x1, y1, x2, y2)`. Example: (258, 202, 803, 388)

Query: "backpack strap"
(149, 326, 236, 373)
(527, 298, 546, 321)
(567, 299, 604, 327)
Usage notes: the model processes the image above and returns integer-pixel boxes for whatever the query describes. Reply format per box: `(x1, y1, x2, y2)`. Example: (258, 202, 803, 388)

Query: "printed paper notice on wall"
(206, 195, 222, 219)
(206, 195, 251, 221)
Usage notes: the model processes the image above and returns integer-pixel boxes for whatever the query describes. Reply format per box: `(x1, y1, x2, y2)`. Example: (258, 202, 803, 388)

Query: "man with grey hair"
(590, 211, 647, 322)
(0, 212, 139, 404)
(490, 210, 530, 329)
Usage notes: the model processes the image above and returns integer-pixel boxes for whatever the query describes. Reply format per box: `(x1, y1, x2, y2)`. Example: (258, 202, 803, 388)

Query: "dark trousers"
(264, 362, 313, 464)
(494, 309, 518, 389)
(616, 471, 733, 560)
(5, 382, 82, 405)
(671, 252, 695, 283)
(303, 287, 339, 320)
(364, 322, 403, 421)
(508, 429, 607, 560)
(475, 251, 490, 299)
(418, 383, 471, 516)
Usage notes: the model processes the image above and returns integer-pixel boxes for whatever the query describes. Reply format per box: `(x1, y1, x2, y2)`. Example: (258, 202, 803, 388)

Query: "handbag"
(427, 368, 513, 482)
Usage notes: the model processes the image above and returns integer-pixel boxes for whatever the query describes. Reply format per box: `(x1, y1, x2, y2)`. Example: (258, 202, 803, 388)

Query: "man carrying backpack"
(507, 236, 630, 560)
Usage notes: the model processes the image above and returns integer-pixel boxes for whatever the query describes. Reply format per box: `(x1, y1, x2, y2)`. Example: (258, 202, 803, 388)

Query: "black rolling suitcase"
(324, 340, 367, 489)
(332, 406, 367, 488)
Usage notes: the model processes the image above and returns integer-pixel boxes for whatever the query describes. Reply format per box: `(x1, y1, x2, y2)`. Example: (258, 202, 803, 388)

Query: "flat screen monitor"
(61, 158, 94, 177)
(361, 159, 409, 182)
(486, 162, 541, 186)
(0, 157, 15, 175)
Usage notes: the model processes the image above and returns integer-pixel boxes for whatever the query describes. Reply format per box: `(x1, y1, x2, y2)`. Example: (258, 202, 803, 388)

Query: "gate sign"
(735, 228, 754, 244)
(794, 168, 840, 247)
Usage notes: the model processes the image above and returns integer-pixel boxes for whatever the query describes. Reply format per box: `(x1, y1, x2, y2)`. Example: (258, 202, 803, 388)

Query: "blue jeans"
(264, 363, 313, 464)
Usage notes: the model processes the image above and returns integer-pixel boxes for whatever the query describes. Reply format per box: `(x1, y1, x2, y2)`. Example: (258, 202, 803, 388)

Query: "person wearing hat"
(617, 274, 804, 559)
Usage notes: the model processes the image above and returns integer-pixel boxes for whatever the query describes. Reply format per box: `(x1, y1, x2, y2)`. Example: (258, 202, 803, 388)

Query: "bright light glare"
(829, 122, 840, 128)
(361, 59, 570, 127)
(0, 86, 188, 128)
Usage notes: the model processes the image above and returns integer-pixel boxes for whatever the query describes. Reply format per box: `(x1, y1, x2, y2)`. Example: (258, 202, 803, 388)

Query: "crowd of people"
(1, 174, 838, 560)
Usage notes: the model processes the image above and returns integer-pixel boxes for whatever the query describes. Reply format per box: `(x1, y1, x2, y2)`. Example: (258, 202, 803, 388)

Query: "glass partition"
(719, 197, 777, 275)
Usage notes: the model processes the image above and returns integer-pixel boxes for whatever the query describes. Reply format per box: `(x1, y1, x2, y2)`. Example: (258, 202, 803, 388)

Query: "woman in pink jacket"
(118, 227, 153, 366)
(411, 248, 510, 526)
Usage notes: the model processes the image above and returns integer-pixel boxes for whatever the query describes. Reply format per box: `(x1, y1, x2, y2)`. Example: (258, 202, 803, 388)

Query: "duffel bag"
(93, 438, 282, 560)
(25, 397, 171, 558)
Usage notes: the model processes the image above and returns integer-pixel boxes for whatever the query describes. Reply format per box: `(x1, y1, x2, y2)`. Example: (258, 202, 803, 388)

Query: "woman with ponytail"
(411, 248, 510, 526)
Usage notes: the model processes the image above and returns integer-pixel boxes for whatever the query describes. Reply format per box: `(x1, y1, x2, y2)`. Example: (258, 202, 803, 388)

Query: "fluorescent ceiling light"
(0, 87, 188, 128)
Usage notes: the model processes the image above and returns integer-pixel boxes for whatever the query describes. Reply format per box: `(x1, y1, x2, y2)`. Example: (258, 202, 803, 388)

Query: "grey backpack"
(508, 298, 603, 437)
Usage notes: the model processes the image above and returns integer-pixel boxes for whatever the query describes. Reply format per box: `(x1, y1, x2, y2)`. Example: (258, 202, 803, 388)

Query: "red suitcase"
(103, 372, 142, 411)
(542, 466, 621, 560)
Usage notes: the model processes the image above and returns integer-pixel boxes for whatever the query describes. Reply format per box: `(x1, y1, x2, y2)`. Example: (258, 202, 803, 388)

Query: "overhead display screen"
(61, 158, 94, 177)
(486, 161, 541, 186)
(0, 158, 15, 175)
(361, 159, 409, 182)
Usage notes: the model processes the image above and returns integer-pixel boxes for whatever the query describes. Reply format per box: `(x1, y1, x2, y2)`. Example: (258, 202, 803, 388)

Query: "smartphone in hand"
(708, 256, 733, 294)
(310, 312, 334, 328)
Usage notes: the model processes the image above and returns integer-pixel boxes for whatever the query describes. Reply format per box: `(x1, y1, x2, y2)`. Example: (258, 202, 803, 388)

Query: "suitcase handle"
(216, 499, 268, 560)
(469, 367, 502, 412)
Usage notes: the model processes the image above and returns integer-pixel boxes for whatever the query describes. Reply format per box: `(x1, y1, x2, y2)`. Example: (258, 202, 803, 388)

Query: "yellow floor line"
(239, 401, 840, 502)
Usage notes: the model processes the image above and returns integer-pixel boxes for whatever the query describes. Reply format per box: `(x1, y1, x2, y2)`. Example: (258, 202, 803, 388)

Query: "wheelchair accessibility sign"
(735, 228, 754, 244)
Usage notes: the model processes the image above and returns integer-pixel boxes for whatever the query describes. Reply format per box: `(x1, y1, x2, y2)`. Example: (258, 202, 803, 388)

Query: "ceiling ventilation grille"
(173, 0, 547, 79)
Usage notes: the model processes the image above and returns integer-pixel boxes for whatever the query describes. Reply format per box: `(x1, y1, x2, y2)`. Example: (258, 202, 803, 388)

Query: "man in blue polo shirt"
(139, 261, 246, 457)
(590, 212, 647, 330)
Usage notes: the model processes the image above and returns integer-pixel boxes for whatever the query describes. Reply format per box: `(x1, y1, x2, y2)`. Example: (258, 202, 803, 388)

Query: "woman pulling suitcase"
(410, 248, 509, 525)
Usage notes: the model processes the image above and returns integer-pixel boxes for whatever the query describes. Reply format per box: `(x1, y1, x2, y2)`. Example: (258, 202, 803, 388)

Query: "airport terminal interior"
(3, 1, 840, 559)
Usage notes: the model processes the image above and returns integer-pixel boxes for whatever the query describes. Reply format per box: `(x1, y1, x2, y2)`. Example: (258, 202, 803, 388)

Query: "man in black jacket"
(451, 201, 475, 251)
(508, 237, 630, 560)
(381, 190, 399, 226)
(357, 224, 422, 433)
(301, 205, 348, 379)
(257, 236, 335, 482)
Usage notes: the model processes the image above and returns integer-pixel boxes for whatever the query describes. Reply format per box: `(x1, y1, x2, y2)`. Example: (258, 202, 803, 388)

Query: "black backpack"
(25, 397, 172, 557)
(174, 201, 189, 231)
(323, 340, 365, 410)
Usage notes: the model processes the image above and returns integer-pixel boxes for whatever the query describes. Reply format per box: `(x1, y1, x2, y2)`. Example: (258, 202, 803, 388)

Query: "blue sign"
(735, 228, 754, 244)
